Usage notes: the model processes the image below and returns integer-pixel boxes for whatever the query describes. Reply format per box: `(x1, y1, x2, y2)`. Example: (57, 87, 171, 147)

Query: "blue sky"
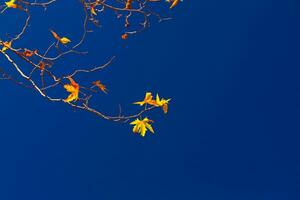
(0, 0, 300, 199)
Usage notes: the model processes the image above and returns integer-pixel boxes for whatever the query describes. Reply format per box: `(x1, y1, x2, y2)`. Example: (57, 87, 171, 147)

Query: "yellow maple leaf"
(5, 0, 17, 8)
(89, 2, 100, 15)
(1, 41, 12, 52)
(130, 117, 154, 137)
(91, 6, 97, 15)
(155, 94, 171, 114)
(64, 77, 79, 102)
(50, 30, 71, 44)
(60, 37, 71, 44)
(166, 0, 180, 9)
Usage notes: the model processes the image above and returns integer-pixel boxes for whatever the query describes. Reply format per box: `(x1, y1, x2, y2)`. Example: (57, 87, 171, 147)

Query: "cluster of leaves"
(132, 92, 171, 136)
(0, 0, 180, 137)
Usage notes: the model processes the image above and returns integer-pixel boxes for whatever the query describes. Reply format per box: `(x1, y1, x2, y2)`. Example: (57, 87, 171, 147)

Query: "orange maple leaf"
(93, 80, 108, 94)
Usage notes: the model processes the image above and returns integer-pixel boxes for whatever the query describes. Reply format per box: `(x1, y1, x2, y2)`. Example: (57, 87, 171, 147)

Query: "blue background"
(1, 0, 300, 199)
